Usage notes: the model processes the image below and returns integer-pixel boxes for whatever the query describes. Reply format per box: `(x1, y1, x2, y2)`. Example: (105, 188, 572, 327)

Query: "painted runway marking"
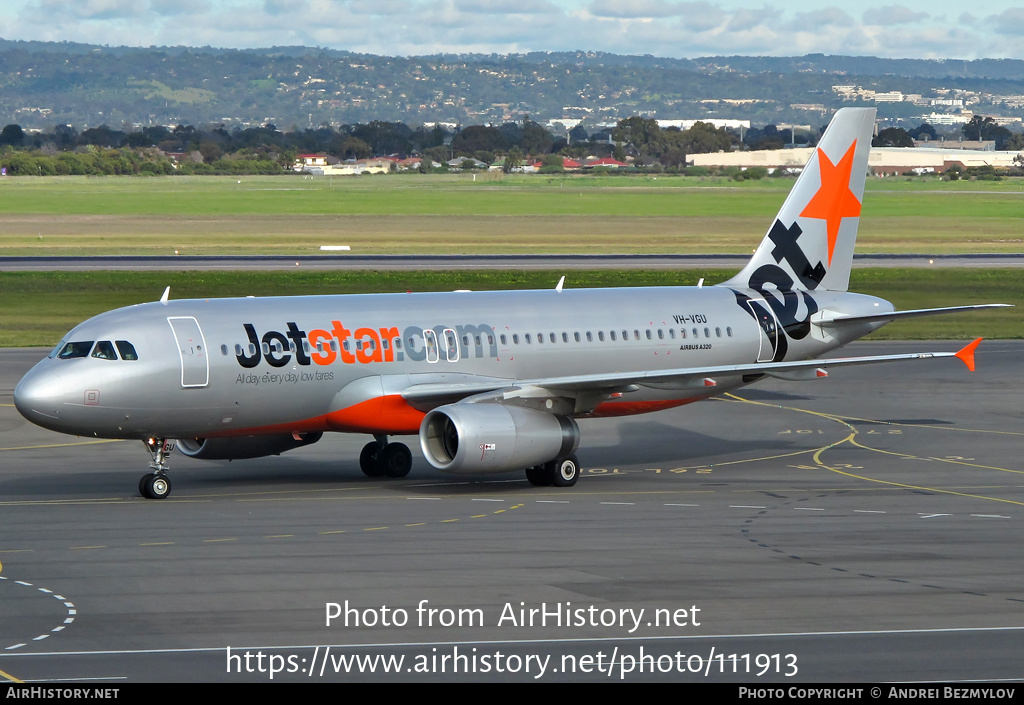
(0, 576, 75, 653)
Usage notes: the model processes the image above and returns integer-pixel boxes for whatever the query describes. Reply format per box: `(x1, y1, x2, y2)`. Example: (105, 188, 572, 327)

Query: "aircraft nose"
(14, 366, 69, 424)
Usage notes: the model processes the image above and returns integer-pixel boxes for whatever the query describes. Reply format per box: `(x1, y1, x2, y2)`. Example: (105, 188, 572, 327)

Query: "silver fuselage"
(14, 284, 888, 441)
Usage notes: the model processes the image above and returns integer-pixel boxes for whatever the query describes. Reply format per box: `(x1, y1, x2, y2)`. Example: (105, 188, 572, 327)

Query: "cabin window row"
(228, 326, 735, 358)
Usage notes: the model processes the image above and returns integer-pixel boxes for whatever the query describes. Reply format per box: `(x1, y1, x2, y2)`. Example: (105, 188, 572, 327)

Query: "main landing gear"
(525, 454, 580, 488)
(140, 437, 174, 499)
(360, 435, 413, 478)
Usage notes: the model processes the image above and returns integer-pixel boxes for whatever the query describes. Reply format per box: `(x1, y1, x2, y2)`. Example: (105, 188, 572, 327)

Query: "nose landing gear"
(140, 437, 174, 499)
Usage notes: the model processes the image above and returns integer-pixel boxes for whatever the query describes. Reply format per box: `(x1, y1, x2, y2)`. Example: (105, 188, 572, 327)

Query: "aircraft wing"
(401, 339, 983, 412)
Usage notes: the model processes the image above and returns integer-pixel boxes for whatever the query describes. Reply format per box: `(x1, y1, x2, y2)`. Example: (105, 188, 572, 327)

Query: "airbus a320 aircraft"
(14, 108, 1008, 498)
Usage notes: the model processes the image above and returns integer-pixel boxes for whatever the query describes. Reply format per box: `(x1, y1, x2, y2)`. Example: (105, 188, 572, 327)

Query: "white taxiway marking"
(0, 576, 76, 651)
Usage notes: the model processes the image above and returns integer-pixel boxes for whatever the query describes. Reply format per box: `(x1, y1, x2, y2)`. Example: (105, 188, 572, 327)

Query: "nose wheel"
(139, 472, 172, 499)
(140, 437, 174, 499)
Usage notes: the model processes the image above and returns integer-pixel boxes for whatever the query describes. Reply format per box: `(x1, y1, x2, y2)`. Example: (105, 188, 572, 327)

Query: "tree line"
(0, 116, 745, 176)
(2, 114, 1018, 178)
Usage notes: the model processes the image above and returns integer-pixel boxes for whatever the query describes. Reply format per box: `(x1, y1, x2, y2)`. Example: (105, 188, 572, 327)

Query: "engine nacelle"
(419, 404, 579, 474)
(176, 432, 323, 460)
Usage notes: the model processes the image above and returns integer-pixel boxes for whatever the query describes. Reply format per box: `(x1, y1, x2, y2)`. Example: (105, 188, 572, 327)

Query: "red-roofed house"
(585, 157, 629, 169)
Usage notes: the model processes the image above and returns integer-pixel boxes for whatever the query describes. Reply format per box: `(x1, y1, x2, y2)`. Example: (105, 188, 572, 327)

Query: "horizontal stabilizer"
(815, 304, 1012, 327)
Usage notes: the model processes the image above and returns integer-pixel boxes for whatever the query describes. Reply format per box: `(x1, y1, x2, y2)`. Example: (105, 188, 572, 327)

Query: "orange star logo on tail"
(800, 140, 861, 265)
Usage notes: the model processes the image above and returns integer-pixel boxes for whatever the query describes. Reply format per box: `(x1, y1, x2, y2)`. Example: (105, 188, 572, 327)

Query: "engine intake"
(176, 432, 322, 460)
(419, 404, 579, 474)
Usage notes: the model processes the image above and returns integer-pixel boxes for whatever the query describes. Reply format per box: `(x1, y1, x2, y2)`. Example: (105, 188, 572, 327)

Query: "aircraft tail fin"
(722, 107, 876, 293)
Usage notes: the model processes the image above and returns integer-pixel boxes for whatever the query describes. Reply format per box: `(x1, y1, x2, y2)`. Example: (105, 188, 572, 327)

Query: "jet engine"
(176, 432, 323, 460)
(419, 404, 579, 474)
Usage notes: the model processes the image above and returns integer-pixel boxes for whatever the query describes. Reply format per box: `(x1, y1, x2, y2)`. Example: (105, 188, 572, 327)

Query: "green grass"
(1, 174, 1021, 256)
(1, 268, 1019, 347)
(0, 174, 1021, 217)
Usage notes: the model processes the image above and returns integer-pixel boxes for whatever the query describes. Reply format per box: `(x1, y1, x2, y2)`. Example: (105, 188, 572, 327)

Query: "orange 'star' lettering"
(379, 327, 399, 362)
(331, 320, 356, 364)
(308, 329, 336, 365)
(355, 328, 383, 364)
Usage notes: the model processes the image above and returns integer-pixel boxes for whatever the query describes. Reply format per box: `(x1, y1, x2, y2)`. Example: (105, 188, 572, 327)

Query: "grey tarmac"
(1, 341, 1022, 682)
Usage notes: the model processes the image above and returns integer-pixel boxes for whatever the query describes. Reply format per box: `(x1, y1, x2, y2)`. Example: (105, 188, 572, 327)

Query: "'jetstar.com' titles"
(235, 321, 499, 368)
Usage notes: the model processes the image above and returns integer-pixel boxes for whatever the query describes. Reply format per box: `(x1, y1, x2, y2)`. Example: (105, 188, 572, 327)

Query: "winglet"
(954, 338, 983, 372)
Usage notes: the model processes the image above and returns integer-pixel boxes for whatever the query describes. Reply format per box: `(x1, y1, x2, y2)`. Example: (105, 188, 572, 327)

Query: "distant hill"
(1, 40, 1022, 129)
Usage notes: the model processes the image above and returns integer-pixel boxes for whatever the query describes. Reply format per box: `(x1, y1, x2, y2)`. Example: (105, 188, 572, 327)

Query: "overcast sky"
(1, 0, 1022, 60)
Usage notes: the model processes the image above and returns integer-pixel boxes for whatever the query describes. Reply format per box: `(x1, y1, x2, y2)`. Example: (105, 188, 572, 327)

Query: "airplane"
(13, 107, 1009, 499)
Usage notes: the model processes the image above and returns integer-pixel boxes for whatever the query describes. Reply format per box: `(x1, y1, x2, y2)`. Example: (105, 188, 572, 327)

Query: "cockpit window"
(115, 341, 138, 360)
(57, 341, 94, 359)
(91, 341, 118, 360)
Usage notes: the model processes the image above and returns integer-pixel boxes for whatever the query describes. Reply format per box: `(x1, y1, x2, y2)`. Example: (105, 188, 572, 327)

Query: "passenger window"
(91, 341, 118, 360)
(115, 341, 138, 360)
(610, 331, 617, 341)
(58, 341, 94, 359)
(562, 332, 568, 343)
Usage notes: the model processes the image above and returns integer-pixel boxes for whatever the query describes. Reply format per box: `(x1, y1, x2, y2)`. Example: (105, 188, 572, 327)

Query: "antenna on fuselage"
(159, 286, 170, 305)
(555, 276, 565, 293)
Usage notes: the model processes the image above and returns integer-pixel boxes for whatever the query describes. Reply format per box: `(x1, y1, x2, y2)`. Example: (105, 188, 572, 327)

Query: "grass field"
(0, 174, 1021, 255)
(0, 174, 1020, 346)
(1, 268, 1019, 347)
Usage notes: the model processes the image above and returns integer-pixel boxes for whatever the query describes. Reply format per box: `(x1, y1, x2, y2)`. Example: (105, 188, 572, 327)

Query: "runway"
(1, 341, 1023, 682)
(4, 253, 1024, 271)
